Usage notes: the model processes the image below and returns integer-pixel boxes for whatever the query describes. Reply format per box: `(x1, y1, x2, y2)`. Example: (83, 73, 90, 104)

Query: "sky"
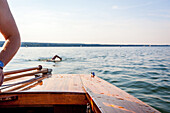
(1, 0, 170, 44)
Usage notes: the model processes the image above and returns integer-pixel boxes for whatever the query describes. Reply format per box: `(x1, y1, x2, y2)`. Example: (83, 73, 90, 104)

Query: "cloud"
(112, 5, 119, 9)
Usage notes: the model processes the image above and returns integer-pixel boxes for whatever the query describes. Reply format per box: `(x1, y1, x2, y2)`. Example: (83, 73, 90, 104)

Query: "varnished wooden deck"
(1, 73, 160, 113)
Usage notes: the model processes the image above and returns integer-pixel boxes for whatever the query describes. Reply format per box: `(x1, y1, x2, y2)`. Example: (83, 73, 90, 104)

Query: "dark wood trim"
(0, 92, 88, 107)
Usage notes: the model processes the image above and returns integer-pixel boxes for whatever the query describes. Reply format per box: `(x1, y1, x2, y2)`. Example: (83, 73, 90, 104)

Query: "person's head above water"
(52, 55, 62, 61)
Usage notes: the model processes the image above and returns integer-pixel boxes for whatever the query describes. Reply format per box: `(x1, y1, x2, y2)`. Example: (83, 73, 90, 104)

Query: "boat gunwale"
(0, 91, 86, 95)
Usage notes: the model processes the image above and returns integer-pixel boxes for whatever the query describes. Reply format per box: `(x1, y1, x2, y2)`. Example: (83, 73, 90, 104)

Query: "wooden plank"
(20, 81, 43, 91)
(27, 74, 85, 93)
(80, 74, 160, 113)
(1, 68, 51, 93)
(0, 74, 160, 113)
(4, 69, 48, 82)
(1, 74, 83, 93)
(0, 92, 87, 107)
(3, 75, 49, 93)
(1, 76, 36, 91)
(4, 65, 42, 76)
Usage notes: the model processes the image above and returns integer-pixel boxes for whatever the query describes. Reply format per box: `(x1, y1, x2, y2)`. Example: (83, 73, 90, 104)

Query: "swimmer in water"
(51, 55, 62, 61)
(39, 55, 62, 62)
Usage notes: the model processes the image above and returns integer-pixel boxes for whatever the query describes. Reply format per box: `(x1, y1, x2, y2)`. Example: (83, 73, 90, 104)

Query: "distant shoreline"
(0, 41, 169, 47)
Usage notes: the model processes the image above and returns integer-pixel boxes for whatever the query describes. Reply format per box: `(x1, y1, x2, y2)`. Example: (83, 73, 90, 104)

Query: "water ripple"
(5, 47, 170, 113)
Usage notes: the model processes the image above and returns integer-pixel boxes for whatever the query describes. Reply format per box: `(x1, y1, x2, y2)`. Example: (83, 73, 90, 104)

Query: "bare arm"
(0, 0, 21, 66)
(0, 0, 21, 85)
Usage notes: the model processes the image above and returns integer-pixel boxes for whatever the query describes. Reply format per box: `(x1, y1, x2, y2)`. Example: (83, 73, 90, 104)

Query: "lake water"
(4, 47, 170, 113)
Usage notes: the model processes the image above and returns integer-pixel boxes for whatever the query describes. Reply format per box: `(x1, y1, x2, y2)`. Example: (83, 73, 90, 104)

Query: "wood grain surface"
(0, 74, 160, 113)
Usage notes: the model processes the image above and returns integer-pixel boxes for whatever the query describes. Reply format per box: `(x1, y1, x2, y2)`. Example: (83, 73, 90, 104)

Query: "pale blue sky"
(1, 0, 169, 44)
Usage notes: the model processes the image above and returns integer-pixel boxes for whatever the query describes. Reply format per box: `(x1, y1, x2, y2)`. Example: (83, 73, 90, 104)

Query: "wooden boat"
(0, 65, 160, 113)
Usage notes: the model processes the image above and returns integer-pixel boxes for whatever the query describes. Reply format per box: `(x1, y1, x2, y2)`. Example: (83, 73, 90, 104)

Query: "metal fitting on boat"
(91, 72, 95, 78)
(86, 103, 92, 113)
(38, 65, 42, 70)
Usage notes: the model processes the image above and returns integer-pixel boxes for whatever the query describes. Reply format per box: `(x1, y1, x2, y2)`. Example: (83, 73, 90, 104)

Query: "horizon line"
(0, 41, 170, 46)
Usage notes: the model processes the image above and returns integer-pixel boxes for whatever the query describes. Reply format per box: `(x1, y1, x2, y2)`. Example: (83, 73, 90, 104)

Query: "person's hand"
(0, 68, 4, 86)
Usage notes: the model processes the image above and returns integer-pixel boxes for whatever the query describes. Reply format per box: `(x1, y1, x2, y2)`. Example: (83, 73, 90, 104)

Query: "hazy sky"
(1, 0, 170, 44)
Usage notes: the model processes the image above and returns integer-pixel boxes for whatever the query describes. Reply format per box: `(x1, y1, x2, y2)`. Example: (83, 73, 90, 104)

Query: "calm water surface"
(4, 47, 170, 113)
